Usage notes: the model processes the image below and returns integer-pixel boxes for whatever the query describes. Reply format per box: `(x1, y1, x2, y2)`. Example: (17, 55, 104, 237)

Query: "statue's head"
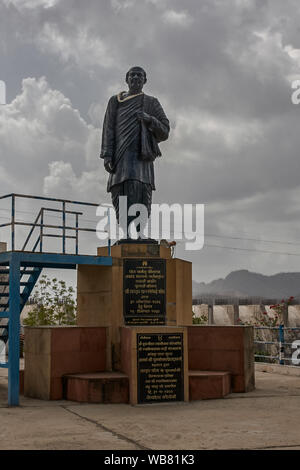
(126, 66, 147, 93)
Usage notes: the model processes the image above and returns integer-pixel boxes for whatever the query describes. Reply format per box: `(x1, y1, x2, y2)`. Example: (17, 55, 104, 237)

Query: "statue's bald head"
(126, 66, 147, 84)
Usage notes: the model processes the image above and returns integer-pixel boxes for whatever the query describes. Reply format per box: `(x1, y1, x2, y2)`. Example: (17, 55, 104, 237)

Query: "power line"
(1, 205, 300, 252)
(175, 240, 300, 256)
(167, 229, 300, 248)
(204, 243, 300, 256)
(157, 222, 300, 246)
(205, 233, 300, 246)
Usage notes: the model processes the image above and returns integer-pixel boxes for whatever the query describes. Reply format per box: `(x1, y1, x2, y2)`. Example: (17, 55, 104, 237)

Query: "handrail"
(254, 325, 300, 366)
(0, 193, 111, 256)
(0, 193, 98, 206)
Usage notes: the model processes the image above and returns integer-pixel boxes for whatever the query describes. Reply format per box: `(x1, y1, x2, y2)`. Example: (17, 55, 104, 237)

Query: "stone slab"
(64, 371, 129, 403)
(187, 325, 255, 392)
(189, 371, 231, 400)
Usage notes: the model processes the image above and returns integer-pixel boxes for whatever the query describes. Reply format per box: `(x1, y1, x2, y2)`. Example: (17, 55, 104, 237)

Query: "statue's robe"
(100, 92, 170, 193)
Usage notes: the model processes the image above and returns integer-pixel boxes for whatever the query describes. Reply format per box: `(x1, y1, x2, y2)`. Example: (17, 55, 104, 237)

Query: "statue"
(100, 66, 170, 240)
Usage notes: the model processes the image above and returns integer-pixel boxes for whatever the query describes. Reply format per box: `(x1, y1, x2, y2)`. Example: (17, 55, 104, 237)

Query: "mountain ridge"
(193, 269, 300, 298)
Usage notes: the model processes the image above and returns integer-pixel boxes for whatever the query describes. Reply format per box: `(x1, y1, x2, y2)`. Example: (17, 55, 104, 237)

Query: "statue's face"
(126, 68, 146, 93)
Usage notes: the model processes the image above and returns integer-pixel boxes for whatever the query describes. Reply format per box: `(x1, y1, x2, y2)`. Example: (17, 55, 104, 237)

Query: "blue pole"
(279, 324, 284, 365)
(40, 208, 43, 252)
(75, 214, 79, 255)
(11, 195, 15, 251)
(62, 201, 66, 254)
(8, 253, 20, 406)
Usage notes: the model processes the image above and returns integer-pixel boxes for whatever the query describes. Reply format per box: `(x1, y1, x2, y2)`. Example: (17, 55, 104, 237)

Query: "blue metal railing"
(0, 193, 111, 256)
(254, 326, 300, 365)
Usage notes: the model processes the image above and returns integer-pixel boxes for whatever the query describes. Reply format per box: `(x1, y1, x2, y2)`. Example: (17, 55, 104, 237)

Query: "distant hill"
(193, 270, 300, 299)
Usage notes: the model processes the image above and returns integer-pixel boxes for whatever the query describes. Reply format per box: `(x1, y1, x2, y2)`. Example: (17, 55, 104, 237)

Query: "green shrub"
(23, 275, 76, 326)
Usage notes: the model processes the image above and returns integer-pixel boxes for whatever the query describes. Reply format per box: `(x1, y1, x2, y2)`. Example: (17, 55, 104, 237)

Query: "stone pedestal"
(77, 244, 192, 370)
(23, 242, 255, 403)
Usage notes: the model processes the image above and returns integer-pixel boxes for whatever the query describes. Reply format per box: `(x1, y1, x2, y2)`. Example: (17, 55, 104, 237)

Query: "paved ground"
(1, 368, 300, 450)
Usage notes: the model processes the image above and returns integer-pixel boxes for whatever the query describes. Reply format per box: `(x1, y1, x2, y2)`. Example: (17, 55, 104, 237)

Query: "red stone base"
(24, 326, 107, 400)
(64, 372, 129, 404)
(23, 325, 254, 402)
(188, 326, 254, 393)
(189, 371, 231, 400)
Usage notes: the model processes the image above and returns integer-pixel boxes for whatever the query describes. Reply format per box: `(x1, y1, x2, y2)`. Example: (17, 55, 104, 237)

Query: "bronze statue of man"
(100, 66, 170, 239)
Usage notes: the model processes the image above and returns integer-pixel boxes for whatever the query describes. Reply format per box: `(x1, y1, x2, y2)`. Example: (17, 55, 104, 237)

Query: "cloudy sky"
(1, 0, 300, 283)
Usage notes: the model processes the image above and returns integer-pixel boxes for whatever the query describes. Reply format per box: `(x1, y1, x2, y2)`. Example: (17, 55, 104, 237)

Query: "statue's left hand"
(136, 111, 152, 124)
(104, 157, 114, 174)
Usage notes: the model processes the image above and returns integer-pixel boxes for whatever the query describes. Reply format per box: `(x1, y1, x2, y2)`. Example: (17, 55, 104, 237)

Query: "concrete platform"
(1, 366, 300, 449)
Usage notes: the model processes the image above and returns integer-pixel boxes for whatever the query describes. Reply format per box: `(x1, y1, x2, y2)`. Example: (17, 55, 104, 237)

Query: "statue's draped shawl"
(115, 93, 143, 172)
(100, 92, 170, 192)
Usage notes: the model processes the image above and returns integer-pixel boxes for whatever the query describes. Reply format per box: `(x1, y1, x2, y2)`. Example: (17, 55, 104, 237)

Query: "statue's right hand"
(104, 158, 113, 173)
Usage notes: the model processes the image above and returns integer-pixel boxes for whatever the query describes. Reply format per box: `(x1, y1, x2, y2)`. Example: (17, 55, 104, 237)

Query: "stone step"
(189, 371, 231, 400)
(63, 372, 129, 404)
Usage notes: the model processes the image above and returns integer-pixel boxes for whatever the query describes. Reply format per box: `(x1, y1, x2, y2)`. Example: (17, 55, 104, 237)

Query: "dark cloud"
(1, 0, 300, 281)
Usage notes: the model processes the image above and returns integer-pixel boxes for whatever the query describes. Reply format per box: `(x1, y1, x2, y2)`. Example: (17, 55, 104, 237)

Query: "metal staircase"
(0, 203, 48, 350)
(0, 193, 112, 406)
(0, 266, 42, 345)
